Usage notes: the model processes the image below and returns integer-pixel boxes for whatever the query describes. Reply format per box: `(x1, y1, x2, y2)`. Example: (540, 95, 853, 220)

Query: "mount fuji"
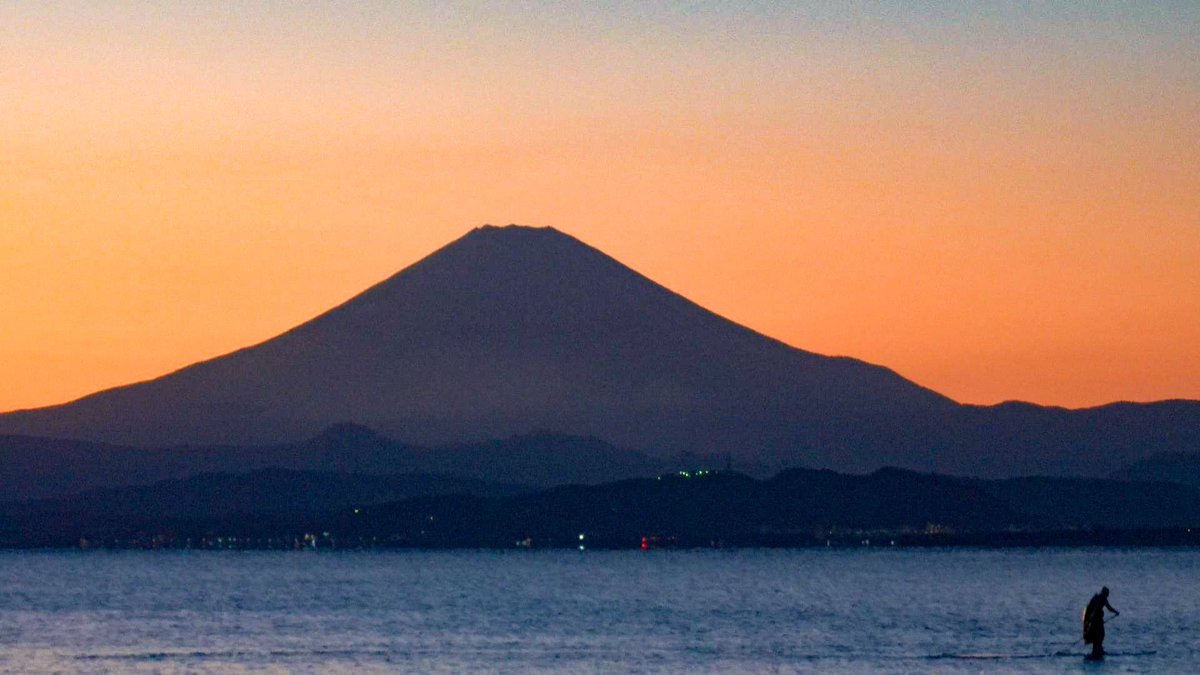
(2, 225, 1196, 477)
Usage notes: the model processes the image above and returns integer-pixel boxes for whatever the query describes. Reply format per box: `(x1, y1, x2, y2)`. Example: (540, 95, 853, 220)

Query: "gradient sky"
(2, 2, 1198, 412)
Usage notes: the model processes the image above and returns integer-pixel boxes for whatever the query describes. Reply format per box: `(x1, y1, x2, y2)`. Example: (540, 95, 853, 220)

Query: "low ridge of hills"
(3, 468, 525, 520)
(0, 424, 732, 502)
(1, 225, 1197, 478)
(352, 469, 1200, 546)
(3, 467, 1198, 549)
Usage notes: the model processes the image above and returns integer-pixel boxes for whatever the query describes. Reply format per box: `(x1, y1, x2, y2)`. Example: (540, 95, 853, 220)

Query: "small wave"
(928, 649, 1157, 661)
(76, 648, 392, 662)
(76, 651, 214, 661)
(927, 652, 1059, 661)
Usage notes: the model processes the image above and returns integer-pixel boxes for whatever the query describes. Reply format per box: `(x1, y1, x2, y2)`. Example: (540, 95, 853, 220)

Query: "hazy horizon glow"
(3, 2, 1198, 412)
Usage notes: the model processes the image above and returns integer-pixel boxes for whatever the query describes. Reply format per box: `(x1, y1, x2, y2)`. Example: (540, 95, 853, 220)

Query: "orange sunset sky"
(2, 2, 1198, 413)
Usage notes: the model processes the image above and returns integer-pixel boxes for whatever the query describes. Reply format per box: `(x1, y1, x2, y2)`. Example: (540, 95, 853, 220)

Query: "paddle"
(1051, 610, 1120, 657)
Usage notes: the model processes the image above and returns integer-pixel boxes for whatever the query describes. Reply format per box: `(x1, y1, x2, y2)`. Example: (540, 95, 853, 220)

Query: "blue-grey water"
(0, 548, 1195, 673)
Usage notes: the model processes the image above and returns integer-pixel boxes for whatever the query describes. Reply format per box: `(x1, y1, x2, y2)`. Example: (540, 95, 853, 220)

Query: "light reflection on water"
(0, 548, 1195, 673)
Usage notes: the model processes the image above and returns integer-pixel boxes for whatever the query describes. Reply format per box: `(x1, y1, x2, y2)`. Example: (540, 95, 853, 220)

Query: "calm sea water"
(0, 548, 1195, 673)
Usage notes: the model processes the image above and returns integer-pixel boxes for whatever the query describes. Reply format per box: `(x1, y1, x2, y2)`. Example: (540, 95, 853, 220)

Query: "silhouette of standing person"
(1083, 586, 1119, 659)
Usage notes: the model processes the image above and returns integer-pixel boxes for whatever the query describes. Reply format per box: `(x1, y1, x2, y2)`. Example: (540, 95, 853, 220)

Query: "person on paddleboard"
(1083, 586, 1119, 659)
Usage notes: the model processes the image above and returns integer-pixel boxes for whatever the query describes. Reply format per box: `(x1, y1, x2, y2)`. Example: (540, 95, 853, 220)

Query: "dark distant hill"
(1, 225, 1197, 477)
(984, 475, 1200, 529)
(945, 399, 1200, 477)
(5, 466, 1199, 549)
(2, 468, 523, 520)
(0, 425, 698, 501)
(1110, 452, 1200, 489)
(350, 469, 1200, 547)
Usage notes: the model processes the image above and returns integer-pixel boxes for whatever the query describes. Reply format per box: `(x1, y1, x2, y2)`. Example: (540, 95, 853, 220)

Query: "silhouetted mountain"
(0, 425, 686, 501)
(1110, 452, 1200, 489)
(944, 399, 1200, 477)
(1, 225, 1197, 477)
(7, 467, 1197, 549)
(0, 430, 409, 502)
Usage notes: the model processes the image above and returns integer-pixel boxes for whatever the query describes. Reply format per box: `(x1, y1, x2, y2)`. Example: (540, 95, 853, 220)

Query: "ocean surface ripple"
(0, 548, 1194, 673)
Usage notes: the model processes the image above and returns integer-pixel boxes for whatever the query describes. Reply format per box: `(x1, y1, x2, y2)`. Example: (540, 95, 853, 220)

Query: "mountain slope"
(1, 225, 1197, 477)
(0, 225, 952, 466)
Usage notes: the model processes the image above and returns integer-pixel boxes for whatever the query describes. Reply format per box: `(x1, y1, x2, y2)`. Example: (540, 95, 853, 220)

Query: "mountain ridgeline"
(1, 225, 1197, 478)
(0, 425, 697, 502)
